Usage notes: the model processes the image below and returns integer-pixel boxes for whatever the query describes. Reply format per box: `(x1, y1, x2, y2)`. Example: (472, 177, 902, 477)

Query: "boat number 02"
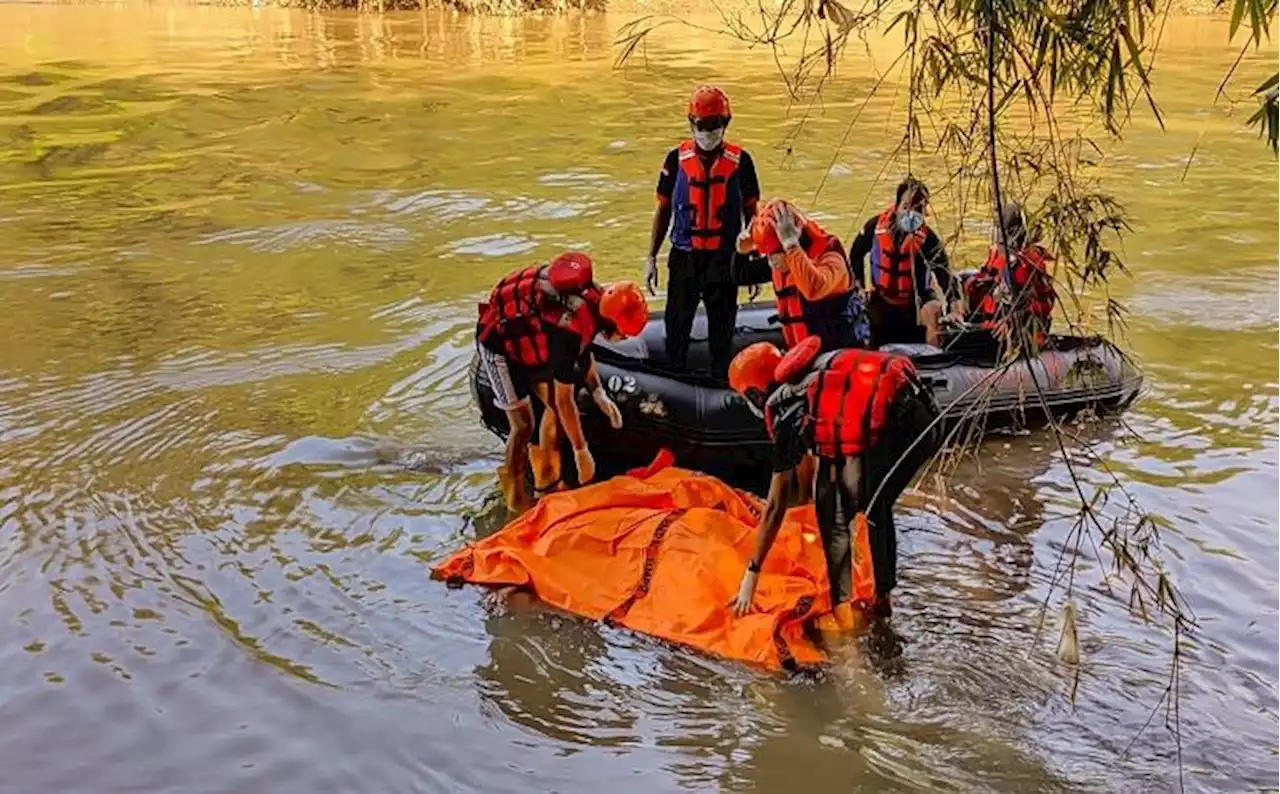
(607, 375, 638, 395)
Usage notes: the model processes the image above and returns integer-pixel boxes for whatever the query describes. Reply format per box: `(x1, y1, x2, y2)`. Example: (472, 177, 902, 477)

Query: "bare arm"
(746, 470, 793, 570)
(648, 201, 672, 260)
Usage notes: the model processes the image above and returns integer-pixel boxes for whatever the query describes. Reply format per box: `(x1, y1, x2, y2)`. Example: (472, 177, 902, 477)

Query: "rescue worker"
(644, 84, 761, 378)
(849, 177, 960, 348)
(965, 201, 1057, 350)
(735, 197, 870, 351)
(726, 335, 942, 631)
(475, 252, 649, 511)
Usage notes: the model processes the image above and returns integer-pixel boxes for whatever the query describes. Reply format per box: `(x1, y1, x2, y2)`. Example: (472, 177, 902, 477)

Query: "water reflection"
(0, 3, 1274, 792)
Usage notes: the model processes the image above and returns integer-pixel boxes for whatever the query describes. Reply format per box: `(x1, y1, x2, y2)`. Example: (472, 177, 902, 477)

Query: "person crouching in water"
(475, 252, 649, 511)
(726, 335, 943, 631)
(735, 198, 871, 353)
(964, 201, 1058, 353)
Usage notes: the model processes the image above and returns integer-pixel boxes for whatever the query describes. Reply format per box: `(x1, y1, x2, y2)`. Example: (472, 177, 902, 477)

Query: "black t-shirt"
(542, 325, 592, 385)
(768, 393, 811, 473)
(849, 215, 953, 302)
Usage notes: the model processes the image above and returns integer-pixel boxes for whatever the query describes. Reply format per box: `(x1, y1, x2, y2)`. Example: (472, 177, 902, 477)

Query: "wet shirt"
(849, 216, 953, 303)
(537, 326, 593, 385)
(768, 393, 812, 473)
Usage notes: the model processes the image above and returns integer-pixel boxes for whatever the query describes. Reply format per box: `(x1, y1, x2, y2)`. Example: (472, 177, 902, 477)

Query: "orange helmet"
(688, 85, 731, 121)
(599, 281, 649, 337)
(750, 199, 806, 256)
(547, 251, 594, 292)
(729, 342, 783, 397)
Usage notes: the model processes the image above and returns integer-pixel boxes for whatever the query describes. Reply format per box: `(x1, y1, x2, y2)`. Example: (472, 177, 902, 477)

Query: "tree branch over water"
(616, 0, 1227, 782)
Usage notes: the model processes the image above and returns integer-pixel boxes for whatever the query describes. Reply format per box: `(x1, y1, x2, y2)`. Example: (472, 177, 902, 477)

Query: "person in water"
(726, 335, 942, 631)
(735, 198, 870, 352)
(965, 201, 1058, 350)
(644, 84, 761, 378)
(850, 177, 960, 348)
(475, 252, 649, 511)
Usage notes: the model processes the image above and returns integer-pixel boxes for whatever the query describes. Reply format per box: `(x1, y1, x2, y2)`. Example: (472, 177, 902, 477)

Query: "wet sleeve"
(737, 150, 761, 216)
(848, 217, 876, 288)
(785, 246, 852, 301)
(770, 400, 809, 473)
(655, 149, 679, 204)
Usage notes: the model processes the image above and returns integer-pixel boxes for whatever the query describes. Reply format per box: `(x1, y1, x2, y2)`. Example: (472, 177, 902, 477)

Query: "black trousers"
(813, 388, 942, 602)
(665, 248, 738, 378)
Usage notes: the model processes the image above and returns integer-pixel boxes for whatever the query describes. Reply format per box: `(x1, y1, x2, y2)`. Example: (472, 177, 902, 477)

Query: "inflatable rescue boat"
(470, 302, 1143, 485)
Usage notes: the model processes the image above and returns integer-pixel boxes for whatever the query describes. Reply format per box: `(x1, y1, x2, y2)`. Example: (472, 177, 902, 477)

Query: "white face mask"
(897, 210, 925, 234)
(693, 127, 725, 151)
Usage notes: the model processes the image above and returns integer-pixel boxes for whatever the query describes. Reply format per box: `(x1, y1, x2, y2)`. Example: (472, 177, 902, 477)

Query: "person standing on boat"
(644, 84, 761, 379)
(965, 201, 1057, 351)
(735, 197, 870, 352)
(475, 253, 649, 512)
(849, 177, 960, 348)
(725, 335, 942, 631)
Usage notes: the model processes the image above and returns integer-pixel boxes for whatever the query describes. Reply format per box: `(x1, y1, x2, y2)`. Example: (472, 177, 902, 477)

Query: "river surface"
(0, 4, 1275, 792)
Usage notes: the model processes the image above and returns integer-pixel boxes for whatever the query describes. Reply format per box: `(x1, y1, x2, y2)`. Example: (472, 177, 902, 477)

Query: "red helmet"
(774, 335, 821, 384)
(599, 281, 648, 337)
(547, 251, 594, 292)
(749, 198, 807, 256)
(729, 342, 783, 396)
(688, 85, 731, 121)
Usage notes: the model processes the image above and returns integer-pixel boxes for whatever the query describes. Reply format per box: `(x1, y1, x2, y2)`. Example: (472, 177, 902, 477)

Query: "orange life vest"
(869, 206, 927, 308)
(803, 349, 917, 460)
(771, 223, 859, 350)
(476, 266, 601, 369)
(677, 139, 743, 251)
(975, 245, 1056, 322)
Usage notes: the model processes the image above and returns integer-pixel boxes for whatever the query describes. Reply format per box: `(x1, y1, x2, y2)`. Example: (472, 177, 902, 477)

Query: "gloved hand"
(747, 282, 762, 301)
(592, 386, 623, 429)
(732, 566, 760, 616)
(735, 227, 754, 255)
(573, 446, 596, 485)
(775, 205, 802, 250)
(644, 255, 659, 296)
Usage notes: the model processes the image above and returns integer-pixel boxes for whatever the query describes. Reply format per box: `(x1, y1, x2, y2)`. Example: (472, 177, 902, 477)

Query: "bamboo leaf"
(1257, 72, 1280, 94)
(1229, 0, 1246, 40)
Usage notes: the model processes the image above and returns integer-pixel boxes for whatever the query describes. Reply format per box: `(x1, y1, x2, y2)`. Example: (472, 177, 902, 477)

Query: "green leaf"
(1229, 0, 1246, 41)
(1256, 72, 1280, 93)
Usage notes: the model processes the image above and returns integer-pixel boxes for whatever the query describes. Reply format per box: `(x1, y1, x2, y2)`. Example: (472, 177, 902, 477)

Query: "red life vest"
(804, 349, 917, 459)
(476, 266, 601, 369)
(870, 206, 927, 308)
(677, 139, 743, 251)
(975, 245, 1056, 322)
(771, 223, 858, 350)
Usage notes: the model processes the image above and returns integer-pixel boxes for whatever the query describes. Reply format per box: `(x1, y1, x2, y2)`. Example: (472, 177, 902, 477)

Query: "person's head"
(729, 342, 783, 418)
(688, 85, 731, 153)
(991, 200, 1028, 250)
(894, 177, 930, 234)
(597, 280, 649, 342)
(749, 198, 811, 266)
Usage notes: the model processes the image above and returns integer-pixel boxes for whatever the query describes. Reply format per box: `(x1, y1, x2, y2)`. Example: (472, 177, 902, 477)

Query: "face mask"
(693, 127, 725, 151)
(897, 210, 925, 234)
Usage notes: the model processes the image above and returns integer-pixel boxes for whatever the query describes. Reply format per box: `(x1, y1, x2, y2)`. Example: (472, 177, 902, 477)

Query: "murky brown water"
(0, 4, 1275, 792)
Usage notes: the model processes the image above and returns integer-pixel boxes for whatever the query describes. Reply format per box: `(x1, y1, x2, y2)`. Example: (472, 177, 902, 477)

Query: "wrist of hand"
(592, 386, 609, 402)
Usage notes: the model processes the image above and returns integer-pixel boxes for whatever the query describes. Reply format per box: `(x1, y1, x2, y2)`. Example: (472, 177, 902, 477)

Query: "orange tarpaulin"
(432, 458, 835, 670)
